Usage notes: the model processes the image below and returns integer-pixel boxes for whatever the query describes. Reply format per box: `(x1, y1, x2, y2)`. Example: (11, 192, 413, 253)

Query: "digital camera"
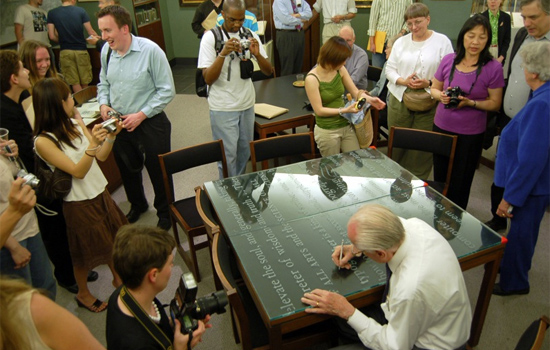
(100, 110, 123, 133)
(355, 98, 367, 110)
(169, 273, 228, 334)
(17, 169, 40, 188)
(240, 39, 251, 50)
(445, 86, 465, 109)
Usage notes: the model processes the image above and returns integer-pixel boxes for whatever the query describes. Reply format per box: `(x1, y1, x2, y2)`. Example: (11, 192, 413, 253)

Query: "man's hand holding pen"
(332, 244, 357, 270)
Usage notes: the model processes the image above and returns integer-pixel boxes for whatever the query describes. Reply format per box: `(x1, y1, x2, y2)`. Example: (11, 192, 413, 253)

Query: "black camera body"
(169, 273, 228, 334)
(100, 110, 123, 133)
(355, 98, 367, 110)
(445, 86, 465, 109)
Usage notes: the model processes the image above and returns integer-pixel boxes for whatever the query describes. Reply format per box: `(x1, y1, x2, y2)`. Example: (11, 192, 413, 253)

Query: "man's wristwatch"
(428, 79, 433, 88)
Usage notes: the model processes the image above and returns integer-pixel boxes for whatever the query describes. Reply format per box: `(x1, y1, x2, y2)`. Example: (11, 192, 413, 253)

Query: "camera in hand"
(445, 86, 465, 109)
(17, 169, 40, 188)
(169, 272, 228, 334)
(240, 39, 251, 50)
(100, 110, 123, 133)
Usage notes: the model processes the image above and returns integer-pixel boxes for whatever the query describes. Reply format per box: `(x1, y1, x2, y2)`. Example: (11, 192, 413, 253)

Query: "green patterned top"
(308, 71, 349, 130)
(488, 10, 499, 46)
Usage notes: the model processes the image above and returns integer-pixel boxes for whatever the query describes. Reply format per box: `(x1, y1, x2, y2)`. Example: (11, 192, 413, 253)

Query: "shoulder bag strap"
(119, 286, 173, 350)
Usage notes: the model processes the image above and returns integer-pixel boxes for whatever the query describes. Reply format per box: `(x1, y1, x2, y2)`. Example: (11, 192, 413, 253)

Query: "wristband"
(473, 100, 477, 108)
(339, 107, 344, 116)
(86, 145, 101, 152)
(105, 137, 116, 144)
(218, 53, 226, 58)
(85, 151, 96, 158)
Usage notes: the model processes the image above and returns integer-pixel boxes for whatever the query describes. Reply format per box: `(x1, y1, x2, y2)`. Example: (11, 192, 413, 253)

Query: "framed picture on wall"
(180, 0, 202, 6)
(356, 0, 373, 9)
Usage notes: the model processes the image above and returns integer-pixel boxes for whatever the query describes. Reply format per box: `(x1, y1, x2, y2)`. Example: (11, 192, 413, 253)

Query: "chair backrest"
(367, 65, 382, 82)
(195, 186, 220, 239)
(249, 132, 315, 171)
(158, 139, 228, 202)
(387, 126, 458, 195)
(515, 315, 550, 350)
(72, 85, 97, 107)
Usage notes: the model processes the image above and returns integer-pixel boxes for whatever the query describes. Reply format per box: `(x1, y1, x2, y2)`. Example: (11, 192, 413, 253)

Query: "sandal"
(75, 297, 108, 313)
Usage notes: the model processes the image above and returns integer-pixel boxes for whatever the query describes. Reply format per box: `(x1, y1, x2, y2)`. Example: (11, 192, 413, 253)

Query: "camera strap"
(120, 286, 173, 350)
(448, 62, 483, 96)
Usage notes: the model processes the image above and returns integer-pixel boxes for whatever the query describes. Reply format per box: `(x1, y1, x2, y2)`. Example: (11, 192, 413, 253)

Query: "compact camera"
(100, 110, 123, 133)
(169, 273, 228, 334)
(239, 39, 251, 50)
(355, 98, 367, 110)
(445, 86, 465, 109)
(17, 169, 40, 188)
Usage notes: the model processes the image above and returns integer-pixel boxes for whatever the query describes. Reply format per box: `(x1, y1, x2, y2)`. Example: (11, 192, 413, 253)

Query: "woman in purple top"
(430, 14, 505, 209)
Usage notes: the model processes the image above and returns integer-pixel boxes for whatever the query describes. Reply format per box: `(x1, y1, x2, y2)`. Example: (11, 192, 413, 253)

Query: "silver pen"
(339, 239, 344, 270)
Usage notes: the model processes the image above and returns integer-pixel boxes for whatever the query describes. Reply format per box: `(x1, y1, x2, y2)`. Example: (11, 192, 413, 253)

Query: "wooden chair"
(158, 140, 228, 282)
(515, 315, 550, 350)
(249, 132, 315, 171)
(212, 232, 338, 350)
(72, 85, 97, 107)
(387, 126, 457, 196)
(367, 65, 388, 147)
(194, 185, 222, 290)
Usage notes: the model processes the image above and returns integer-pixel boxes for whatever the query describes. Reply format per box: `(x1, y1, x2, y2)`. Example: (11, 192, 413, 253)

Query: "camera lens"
(192, 290, 228, 319)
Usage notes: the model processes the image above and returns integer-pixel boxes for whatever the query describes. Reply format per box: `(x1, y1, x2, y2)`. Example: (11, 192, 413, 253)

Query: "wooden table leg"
(468, 250, 504, 347)
(268, 325, 283, 349)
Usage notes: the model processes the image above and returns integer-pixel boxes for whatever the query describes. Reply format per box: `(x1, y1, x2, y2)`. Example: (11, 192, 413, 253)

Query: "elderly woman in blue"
(493, 41, 550, 296)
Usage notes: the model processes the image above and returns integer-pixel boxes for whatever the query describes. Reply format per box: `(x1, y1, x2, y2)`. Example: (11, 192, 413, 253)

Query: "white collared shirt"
(347, 217, 472, 350)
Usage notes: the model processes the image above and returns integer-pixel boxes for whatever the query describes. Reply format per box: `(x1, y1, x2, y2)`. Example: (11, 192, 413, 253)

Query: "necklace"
(149, 301, 161, 324)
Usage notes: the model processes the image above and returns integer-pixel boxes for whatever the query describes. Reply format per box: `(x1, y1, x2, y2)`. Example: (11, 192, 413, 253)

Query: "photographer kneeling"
(107, 225, 210, 350)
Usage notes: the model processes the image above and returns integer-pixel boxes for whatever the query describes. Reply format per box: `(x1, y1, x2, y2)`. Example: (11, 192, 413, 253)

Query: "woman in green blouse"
(305, 36, 386, 156)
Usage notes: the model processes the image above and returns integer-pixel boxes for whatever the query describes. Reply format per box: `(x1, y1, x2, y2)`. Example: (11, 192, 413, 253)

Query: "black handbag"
(35, 134, 72, 200)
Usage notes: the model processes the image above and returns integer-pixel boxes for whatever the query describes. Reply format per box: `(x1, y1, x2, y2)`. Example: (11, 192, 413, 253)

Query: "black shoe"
(492, 283, 530, 296)
(484, 218, 507, 232)
(58, 282, 79, 294)
(157, 217, 172, 231)
(126, 206, 148, 223)
(87, 270, 99, 282)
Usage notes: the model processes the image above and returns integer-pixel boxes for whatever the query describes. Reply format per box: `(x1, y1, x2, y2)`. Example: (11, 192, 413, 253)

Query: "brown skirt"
(63, 190, 128, 270)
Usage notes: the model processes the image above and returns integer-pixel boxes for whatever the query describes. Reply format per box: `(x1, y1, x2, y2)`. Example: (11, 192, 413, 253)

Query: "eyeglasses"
(406, 18, 426, 29)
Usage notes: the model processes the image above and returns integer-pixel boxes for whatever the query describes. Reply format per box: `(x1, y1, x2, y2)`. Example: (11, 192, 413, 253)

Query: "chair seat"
(172, 197, 203, 228)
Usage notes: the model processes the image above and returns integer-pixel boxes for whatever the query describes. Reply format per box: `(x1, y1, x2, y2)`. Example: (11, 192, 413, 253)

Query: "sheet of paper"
(77, 101, 101, 120)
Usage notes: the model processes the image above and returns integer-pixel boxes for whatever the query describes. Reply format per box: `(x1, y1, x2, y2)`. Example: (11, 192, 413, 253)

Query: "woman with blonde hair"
(0, 277, 105, 350)
(33, 77, 128, 312)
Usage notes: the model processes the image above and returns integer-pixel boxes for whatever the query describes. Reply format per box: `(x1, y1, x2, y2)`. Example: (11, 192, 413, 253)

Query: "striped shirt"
(367, 0, 411, 39)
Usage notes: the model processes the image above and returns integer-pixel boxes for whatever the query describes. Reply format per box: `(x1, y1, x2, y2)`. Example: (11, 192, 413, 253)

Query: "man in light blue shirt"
(273, 0, 311, 76)
(216, 9, 258, 33)
(97, 5, 175, 230)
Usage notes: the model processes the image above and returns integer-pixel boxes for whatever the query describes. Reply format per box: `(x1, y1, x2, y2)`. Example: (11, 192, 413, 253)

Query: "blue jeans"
(371, 50, 387, 69)
(210, 107, 255, 178)
(0, 233, 57, 300)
